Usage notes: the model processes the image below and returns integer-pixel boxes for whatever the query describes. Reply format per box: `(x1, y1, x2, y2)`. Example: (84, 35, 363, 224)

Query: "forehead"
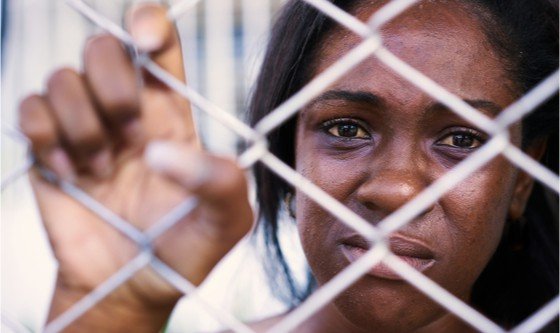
(314, 0, 518, 109)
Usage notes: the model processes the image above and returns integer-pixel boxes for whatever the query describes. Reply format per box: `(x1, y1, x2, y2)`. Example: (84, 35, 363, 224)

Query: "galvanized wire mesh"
(2, 0, 559, 332)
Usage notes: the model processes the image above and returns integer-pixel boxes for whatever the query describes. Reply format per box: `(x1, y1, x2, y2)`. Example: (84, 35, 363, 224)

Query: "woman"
(18, 0, 558, 332)
(251, 0, 559, 331)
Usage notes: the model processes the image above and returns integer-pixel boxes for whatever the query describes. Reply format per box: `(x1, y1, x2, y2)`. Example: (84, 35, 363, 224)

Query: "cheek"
(446, 159, 515, 244)
(438, 158, 516, 295)
(295, 144, 367, 221)
(296, 192, 344, 286)
(295, 132, 369, 203)
(295, 126, 518, 298)
(295, 142, 367, 280)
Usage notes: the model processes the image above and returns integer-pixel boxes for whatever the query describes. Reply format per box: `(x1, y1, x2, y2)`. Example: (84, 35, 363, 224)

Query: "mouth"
(340, 234, 436, 281)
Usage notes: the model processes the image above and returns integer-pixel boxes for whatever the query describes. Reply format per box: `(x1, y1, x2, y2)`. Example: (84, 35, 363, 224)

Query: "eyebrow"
(305, 90, 503, 117)
(307, 90, 384, 109)
(447, 99, 503, 117)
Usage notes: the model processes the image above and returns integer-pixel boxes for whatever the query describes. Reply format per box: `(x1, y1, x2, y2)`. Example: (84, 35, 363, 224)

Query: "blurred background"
(1, 0, 307, 331)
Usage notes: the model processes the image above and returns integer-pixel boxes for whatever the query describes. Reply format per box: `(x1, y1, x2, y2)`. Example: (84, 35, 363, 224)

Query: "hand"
(18, 3, 253, 331)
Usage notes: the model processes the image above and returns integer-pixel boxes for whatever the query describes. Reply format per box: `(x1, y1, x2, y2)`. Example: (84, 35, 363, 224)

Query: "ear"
(508, 139, 548, 220)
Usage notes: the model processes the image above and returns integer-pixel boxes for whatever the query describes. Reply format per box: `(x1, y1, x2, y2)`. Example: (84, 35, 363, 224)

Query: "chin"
(332, 277, 448, 333)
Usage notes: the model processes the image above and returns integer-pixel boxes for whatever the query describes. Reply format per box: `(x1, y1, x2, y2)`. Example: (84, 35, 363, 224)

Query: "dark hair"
(247, 0, 559, 329)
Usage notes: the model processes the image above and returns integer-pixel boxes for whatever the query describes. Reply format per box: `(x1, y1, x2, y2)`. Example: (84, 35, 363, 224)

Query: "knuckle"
(83, 35, 138, 120)
(84, 34, 120, 56)
(47, 67, 79, 92)
(100, 90, 139, 119)
(19, 94, 43, 121)
(27, 128, 56, 147)
(84, 34, 127, 70)
(18, 95, 56, 142)
(68, 126, 104, 152)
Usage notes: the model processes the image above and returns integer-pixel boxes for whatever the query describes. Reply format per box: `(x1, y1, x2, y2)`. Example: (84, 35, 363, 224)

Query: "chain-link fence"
(1, 0, 559, 332)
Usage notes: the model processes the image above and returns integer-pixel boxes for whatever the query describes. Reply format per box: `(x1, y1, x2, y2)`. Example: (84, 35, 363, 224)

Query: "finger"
(126, 3, 199, 149)
(19, 95, 76, 181)
(127, 3, 185, 82)
(84, 34, 143, 141)
(144, 141, 250, 209)
(46, 68, 112, 178)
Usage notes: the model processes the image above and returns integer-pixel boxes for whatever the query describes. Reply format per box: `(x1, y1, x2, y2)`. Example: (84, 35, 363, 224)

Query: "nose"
(356, 158, 431, 216)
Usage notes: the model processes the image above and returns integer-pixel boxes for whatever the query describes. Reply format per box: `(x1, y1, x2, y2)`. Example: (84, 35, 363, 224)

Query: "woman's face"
(295, 1, 528, 331)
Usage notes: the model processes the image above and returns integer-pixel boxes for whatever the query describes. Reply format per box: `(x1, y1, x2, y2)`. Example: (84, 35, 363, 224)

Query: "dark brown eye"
(439, 133, 482, 149)
(327, 123, 369, 139)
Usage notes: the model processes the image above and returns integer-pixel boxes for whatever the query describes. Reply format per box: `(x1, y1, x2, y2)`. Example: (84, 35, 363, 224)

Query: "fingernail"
(90, 149, 113, 178)
(145, 140, 206, 188)
(47, 148, 76, 182)
(130, 5, 165, 51)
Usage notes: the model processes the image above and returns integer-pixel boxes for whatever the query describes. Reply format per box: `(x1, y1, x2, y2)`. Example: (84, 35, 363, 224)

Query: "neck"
(298, 303, 476, 333)
(297, 303, 368, 333)
(415, 313, 475, 333)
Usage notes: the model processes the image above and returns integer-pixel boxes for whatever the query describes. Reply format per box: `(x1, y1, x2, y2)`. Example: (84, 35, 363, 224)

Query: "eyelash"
(320, 118, 486, 151)
(321, 118, 371, 139)
(436, 128, 486, 149)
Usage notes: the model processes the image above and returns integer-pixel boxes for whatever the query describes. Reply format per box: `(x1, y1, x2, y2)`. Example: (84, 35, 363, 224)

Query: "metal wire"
(1, 157, 33, 192)
(2, 0, 558, 332)
(267, 245, 389, 333)
(44, 252, 153, 333)
(150, 258, 256, 333)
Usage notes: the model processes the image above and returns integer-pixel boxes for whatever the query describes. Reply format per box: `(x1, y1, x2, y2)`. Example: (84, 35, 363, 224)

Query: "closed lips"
(340, 234, 436, 280)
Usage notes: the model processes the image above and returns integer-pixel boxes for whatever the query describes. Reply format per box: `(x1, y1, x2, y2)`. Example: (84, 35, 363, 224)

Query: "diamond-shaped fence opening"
(1, 0, 558, 332)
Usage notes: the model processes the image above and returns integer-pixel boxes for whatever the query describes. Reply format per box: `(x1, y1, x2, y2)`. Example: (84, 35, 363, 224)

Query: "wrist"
(48, 278, 178, 333)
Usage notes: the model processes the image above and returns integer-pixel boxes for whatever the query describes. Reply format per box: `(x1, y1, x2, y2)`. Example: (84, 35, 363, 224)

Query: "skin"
(19, 4, 252, 332)
(18, 1, 543, 332)
(292, 1, 541, 332)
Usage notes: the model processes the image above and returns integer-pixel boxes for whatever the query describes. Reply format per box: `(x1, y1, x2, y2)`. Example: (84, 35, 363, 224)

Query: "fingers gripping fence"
(1, 0, 559, 332)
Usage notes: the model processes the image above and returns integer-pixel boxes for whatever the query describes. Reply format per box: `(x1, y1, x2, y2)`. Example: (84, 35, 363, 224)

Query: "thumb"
(144, 141, 249, 206)
(127, 3, 185, 82)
